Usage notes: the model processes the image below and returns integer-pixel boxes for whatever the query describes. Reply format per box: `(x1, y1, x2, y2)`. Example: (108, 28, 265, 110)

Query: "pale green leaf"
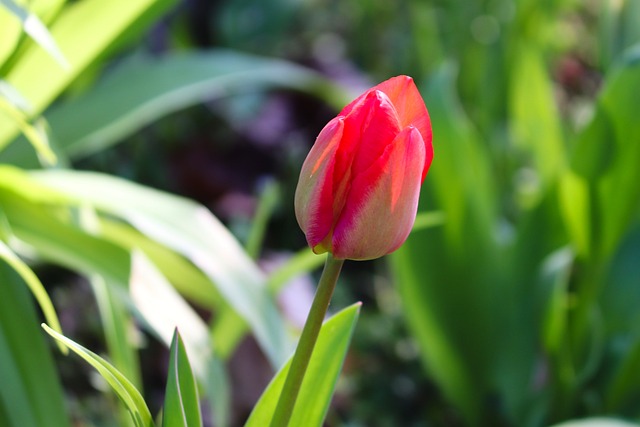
(42, 324, 154, 427)
(0, 0, 174, 149)
(0, 240, 64, 352)
(31, 170, 291, 368)
(98, 218, 221, 309)
(0, 6, 21, 66)
(162, 330, 202, 427)
(0, 263, 70, 427)
(90, 275, 140, 427)
(130, 251, 211, 379)
(0, 0, 68, 67)
(550, 418, 640, 427)
(245, 303, 361, 427)
(0, 96, 56, 164)
(4, 51, 348, 164)
(509, 43, 566, 186)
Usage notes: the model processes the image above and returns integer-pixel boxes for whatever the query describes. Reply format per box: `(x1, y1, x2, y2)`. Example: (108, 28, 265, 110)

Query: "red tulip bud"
(295, 75, 433, 260)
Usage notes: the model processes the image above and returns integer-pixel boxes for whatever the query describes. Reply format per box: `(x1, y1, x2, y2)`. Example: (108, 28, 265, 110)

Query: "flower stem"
(270, 253, 345, 427)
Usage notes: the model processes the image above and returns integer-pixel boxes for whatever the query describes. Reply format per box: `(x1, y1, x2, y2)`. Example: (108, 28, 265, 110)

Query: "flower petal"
(331, 126, 426, 260)
(294, 117, 344, 251)
(345, 90, 402, 178)
(371, 76, 433, 182)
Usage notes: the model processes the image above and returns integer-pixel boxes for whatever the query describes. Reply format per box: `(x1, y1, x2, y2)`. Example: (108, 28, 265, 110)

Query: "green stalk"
(270, 254, 345, 427)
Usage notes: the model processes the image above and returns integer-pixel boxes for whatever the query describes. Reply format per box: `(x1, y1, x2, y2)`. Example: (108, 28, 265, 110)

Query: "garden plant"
(1, 0, 640, 427)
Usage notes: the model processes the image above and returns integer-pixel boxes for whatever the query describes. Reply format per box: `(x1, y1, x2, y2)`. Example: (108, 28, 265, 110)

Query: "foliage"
(1, 0, 640, 426)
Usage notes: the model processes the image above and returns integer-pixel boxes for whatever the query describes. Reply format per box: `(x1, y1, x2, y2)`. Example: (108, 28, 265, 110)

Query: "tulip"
(295, 75, 433, 260)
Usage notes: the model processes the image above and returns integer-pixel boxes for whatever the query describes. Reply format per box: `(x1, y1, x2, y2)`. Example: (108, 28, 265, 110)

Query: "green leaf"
(0, 262, 70, 427)
(509, 42, 566, 186)
(1, 50, 347, 166)
(0, 0, 68, 67)
(0, 170, 216, 384)
(0, 6, 21, 66)
(539, 247, 574, 355)
(245, 303, 361, 427)
(569, 103, 616, 181)
(42, 324, 154, 427)
(419, 62, 496, 249)
(0, 188, 131, 286)
(266, 249, 325, 294)
(244, 179, 280, 259)
(411, 210, 446, 232)
(390, 63, 501, 425)
(549, 419, 640, 427)
(163, 330, 203, 427)
(30, 170, 291, 368)
(0, 0, 175, 149)
(0, 95, 56, 164)
(91, 275, 141, 427)
(129, 251, 212, 379)
(0, 240, 64, 352)
(566, 44, 640, 259)
(98, 218, 221, 309)
(592, 45, 640, 257)
(559, 171, 591, 257)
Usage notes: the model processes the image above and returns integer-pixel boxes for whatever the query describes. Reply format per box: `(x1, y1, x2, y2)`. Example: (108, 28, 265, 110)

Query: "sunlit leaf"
(0, 96, 56, 164)
(245, 303, 361, 427)
(0, 263, 70, 427)
(1, 51, 348, 166)
(0, 240, 64, 352)
(130, 251, 211, 379)
(0, 0, 176, 149)
(42, 324, 154, 427)
(0, 0, 68, 67)
(162, 329, 202, 427)
(30, 170, 291, 368)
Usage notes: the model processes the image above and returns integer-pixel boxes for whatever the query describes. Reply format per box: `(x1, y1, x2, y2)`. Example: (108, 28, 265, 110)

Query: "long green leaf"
(508, 41, 565, 186)
(0, 169, 216, 383)
(0, 263, 70, 427)
(0, 6, 21, 66)
(163, 330, 203, 427)
(0, 0, 68, 67)
(0, 96, 56, 164)
(91, 275, 140, 427)
(42, 324, 154, 427)
(245, 303, 361, 427)
(31, 170, 291, 368)
(99, 217, 221, 309)
(564, 44, 640, 259)
(130, 251, 212, 379)
(549, 419, 640, 427)
(1, 50, 348, 166)
(391, 64, 500, 425)
(0, 0, 174, 149)
(0, 240, 63, 341)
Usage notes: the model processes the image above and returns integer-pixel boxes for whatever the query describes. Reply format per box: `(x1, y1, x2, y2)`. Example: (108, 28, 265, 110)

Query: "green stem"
(270, 254, 345, 427)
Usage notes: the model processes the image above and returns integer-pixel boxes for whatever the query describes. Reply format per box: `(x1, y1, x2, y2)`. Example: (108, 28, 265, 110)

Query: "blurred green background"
(1, 0, 640, 426)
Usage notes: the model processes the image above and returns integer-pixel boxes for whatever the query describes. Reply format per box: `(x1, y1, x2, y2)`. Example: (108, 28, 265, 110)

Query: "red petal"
(346, 90, 402, 178)
(332, 127, 426, 260)
(294, 117, 344, 250)
(376, 76, 433, 182)
(337, 76, 433, 182)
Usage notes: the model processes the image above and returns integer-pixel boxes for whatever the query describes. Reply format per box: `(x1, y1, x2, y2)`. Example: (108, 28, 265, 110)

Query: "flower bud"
(295, 76, 433, 260)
